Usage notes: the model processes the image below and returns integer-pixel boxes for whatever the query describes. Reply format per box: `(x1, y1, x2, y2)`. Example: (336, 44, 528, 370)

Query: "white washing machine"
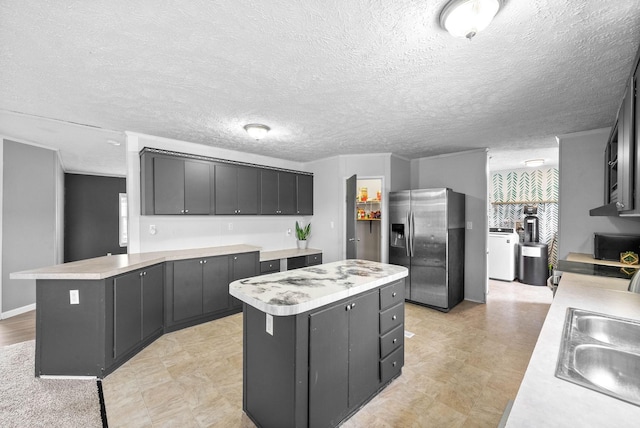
(489, 228, 519, 281)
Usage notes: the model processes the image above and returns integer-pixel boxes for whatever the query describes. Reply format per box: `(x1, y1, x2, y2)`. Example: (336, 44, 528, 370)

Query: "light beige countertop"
(10, 244, 261, 280)
(567, 252, 639, 268)
(506, 272, 640, 427)
(259, 247, 322, 262)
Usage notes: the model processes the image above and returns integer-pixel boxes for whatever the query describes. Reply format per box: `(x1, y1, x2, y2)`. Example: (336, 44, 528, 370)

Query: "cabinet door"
(348, 291, 380, 406)
(260, 169, 279, 214)
(114, 271, 142, 359)
(203, 256, 229, 314)
(230, 252, 258, 308)
(184, 160, 211, 215)
(278, 172, 296, 215)
(173, 259, 204, 322)
(214, 164, 238, 215)
(141, 264, 164, 340)
(236, 166, 259, 214)
(154, 157, 185, 214)
(296, 174, 313, 215)
(309, 301, 350, 428)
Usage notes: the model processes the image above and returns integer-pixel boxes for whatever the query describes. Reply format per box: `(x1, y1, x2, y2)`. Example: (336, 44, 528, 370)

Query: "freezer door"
(410, 189, 448, 308)
(388, 191, 411, 298)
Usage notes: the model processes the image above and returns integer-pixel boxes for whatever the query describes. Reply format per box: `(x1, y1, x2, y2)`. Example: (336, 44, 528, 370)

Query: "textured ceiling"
(1, 0, 639, 175)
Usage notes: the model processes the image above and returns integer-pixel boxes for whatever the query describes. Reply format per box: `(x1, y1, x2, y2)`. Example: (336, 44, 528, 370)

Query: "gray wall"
(2, 140, 60, 314)
(411, 149, 489, 303)
(558, 128, 640, 258)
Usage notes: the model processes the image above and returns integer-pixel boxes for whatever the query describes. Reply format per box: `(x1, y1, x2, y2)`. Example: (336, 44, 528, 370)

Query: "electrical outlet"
(69, 290, 79, 305)
(286, 228, 292, 236)
(330, 221, 334, 229)
(466, 221, 473, 230)
(266, 313, 273, 336)
(149, 225, 157, 235)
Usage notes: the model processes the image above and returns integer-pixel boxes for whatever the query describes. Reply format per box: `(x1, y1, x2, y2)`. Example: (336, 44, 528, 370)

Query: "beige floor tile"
(102, 279, 552, 427)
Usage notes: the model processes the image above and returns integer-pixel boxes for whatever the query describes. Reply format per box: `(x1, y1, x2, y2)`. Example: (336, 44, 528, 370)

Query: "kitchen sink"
(556, 308, 640, 407)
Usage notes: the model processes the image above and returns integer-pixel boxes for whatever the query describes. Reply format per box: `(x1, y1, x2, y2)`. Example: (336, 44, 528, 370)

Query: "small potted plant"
(295, 221, 311, 249)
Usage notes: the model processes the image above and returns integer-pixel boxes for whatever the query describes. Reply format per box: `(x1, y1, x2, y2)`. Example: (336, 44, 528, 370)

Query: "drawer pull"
(393, 338, 397, 344)
(351, 303, 356, 309)
(392, 315, 397, 320)
(392, 361, 397, 367)
(346, 305, 351, 311)
(392, 292, 397, 297)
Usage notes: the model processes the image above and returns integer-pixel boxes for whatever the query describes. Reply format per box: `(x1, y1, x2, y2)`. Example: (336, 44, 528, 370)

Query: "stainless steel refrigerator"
(389, 188, 465, 312)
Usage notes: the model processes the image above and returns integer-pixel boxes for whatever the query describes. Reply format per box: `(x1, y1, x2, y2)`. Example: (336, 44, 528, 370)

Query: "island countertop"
(10, 244, 262, 280)
(229, 259, 408, 316)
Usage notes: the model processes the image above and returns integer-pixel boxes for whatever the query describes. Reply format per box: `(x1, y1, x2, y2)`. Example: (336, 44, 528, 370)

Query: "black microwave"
(594, 233, 640, 261)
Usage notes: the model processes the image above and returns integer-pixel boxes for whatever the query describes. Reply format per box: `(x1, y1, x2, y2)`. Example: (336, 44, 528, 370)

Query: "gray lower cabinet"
(166, 251, 259, 330)
(243, 278, 404, 428)
(309, 290, 379, 428)
(214, 164, 259, 215)
(114, 264, 164, 360)
(230, 252, 259, 308)
(288, 253, 323, 270)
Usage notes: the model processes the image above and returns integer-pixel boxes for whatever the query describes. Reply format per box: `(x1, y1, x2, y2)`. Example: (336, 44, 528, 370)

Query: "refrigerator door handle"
(405, 211, 411, 257)
(410, 211, 416, 257)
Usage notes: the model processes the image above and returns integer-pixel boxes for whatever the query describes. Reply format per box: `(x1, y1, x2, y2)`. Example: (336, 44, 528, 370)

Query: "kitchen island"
(229, 259, 408, 428)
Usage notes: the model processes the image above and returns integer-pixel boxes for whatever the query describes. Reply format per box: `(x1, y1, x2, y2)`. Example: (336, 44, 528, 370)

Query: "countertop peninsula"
(506, 272, 640, 427)
(10, 244, 261, 280)
(230, 259, 408, 316)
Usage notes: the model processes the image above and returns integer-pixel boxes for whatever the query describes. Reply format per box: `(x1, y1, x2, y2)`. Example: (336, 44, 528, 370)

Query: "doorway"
(346, 175, 383, 262)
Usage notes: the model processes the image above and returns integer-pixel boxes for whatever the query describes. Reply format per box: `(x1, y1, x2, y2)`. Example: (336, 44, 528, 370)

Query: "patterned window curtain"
(489, 168, 559, 266)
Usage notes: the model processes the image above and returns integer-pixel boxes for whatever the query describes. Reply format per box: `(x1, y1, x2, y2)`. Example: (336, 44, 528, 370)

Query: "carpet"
(0, 340, 106, 427)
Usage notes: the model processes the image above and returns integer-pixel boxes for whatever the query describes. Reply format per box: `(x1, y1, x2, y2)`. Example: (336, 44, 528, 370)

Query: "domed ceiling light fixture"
(440, 0, 502, 40)
(244, 124, 270, 140)
(524, 159, 545, 168)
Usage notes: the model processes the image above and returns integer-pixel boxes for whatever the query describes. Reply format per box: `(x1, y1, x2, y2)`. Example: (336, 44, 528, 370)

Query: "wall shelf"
(491, 200, 558, 205)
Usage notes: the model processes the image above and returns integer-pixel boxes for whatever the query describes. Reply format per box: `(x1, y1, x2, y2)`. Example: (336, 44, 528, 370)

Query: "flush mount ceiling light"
(525, 159, 545, 167)
(439, 0, 502, 40)
(244, 124, 270, 140)
(106, 139, 121, 146)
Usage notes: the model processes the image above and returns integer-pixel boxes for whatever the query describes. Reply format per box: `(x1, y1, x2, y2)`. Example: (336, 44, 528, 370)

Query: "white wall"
(126, 132, 312, 254)
(558, 128, 640, 258)
(411, 149, 489, 303)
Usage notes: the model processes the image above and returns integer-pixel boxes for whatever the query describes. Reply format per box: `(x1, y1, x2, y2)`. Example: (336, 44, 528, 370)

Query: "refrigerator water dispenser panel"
(391, 223, 406, 248)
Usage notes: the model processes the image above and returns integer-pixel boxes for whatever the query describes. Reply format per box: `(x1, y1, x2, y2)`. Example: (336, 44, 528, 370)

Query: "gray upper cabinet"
(296, 174, 314, 215)
(141, 148, 312, 217)
(142, 153, 211, 215)
(260, 170, 296, 215)
(215, 164, 259, 215)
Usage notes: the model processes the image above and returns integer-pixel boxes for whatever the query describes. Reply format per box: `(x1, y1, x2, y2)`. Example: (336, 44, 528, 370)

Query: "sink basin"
(556, 308, 640, 407)
(573, 344, 640, 401)
(575, 314, 640, 353)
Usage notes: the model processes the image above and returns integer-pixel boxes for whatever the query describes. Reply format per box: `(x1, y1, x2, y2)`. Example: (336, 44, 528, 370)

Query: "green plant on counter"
(295, 221, 311, 240)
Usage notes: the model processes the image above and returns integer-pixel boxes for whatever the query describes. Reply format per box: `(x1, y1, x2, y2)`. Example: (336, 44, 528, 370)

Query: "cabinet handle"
(234, 256, 238, 260)
(393, 338, 397, 344)
(237, 209, 241, 213)
(180, 209, 184, 214)
(392, 292, 397, 297)
(203, 260, 207, 264)
(351, 303, 356, 309)
(392, 315, 397, 320)
(139, 272, 144, 277)
(392, 361, 397, 367)
(616, 202, 625, 209)
(345, 305, 351, 311)
(185, 209, 189, 213)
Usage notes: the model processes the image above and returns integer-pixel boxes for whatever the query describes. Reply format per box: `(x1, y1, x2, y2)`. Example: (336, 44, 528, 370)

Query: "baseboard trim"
(1, 303, 36, 319)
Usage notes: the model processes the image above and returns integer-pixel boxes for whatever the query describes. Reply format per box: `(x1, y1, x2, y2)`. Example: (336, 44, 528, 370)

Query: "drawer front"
(379, 280, 404, 310)
(379, 302, 404, 334)
(380, 324, 404, 358)
(380, 345, 404, 385)
(306, 253, 322, 266)
(260, 260, 280, 274)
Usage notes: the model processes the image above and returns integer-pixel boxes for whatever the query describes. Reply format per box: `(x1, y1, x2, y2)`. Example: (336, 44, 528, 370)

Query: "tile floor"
(102, 280, 553, 427)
